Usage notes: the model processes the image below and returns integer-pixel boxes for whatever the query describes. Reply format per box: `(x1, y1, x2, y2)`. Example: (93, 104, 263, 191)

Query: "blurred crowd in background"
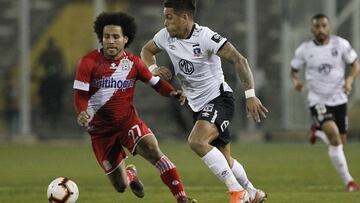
(0, 0, 360, 141)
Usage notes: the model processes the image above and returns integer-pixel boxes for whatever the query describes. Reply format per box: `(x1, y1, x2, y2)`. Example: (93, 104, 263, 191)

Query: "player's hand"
(294, 79, 304, 92)
(153, 66, 172, 81)
(77, 111, 90, 128)
(170, 90, 186, 105)
(344, 77, 353, 96)
(246, 96, 268, 123)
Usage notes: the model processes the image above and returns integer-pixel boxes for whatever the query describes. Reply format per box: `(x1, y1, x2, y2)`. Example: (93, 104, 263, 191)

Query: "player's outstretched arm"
(344, 59, 360, 95)
(217, 42, 268, 122)
(141, 40, 172, 81)
(151, 78, 186, 105)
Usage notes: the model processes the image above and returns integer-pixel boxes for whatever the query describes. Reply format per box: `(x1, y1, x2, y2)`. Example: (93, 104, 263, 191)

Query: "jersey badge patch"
(193, 44, 202, 56)
(331, 48, 338, 56)
(119, 57, 133, 71)
(211, 34, 223, 43)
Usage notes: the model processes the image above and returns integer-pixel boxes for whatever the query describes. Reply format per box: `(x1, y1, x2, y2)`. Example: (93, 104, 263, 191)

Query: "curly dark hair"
(93, 12, 136, 48)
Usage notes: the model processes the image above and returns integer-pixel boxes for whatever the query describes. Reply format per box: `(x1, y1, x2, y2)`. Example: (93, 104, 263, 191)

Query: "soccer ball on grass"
(47, 177, 79, 203)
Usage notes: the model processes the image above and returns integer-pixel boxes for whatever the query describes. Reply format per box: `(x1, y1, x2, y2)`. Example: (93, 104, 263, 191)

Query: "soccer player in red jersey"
(73, 12, 196, 203)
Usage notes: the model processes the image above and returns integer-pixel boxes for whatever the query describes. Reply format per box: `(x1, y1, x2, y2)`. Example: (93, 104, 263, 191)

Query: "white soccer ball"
(47, 177, 79, 203)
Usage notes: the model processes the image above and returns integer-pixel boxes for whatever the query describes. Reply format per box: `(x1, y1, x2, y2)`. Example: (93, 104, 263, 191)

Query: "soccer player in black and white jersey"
(290, 13, 360, 192)
(141, 1, 268, 203)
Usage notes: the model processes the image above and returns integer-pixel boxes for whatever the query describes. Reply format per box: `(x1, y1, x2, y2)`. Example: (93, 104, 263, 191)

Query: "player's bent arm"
(347, 59, 360, 83)
(148, 76, 185, 104)
(74, 89, 90, 127)
(74, 89, 89, 113)
(141, 40, 162, 68)
(290, 68, 304, 92)
(148, 76, 174, 97)
(218, 42, 268, 122)
(217, 42, 254, 90)
(141, 40, 173, 80)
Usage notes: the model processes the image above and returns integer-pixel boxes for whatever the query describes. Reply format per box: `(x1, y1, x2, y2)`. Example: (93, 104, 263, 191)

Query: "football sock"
(328, 144, 353, 185)
(201, 147, 243, 191)
(155, 156, 187, 201)
(316, 130, 330, 145)
(231, 159, 256, 198)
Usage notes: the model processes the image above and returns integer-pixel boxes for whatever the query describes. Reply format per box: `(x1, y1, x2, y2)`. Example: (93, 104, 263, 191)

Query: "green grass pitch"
(0, 141, 359, 203)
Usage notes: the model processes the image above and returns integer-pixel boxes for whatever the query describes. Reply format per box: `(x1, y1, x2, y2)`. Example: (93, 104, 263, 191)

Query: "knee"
(188, 136, 206, 154)
(328, 133, 342, 145)
(143, 145, 163, 164)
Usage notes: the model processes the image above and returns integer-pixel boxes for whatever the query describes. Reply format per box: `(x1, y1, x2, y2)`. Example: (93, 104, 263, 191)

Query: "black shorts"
(192, 91, 235, 147)
(310, 103, 348, 134)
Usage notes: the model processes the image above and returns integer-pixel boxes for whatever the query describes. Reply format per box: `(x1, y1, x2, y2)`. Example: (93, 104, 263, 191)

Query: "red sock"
(155, 156, 187, 201)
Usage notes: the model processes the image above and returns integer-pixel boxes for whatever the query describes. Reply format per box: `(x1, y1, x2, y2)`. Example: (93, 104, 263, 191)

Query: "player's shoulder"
(195, 24, 215, 36)
(155, 27, 169, 38)
(295, 39, 314, 52)
(80, 49, 101, 62)
(330, 35, 350, 47)
(77, 49, 101, 67)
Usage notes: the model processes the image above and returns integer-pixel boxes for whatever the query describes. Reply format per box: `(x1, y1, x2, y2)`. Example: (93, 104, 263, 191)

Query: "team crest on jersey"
(331, 47, 338, 56)
(211, 34, 223, 43)
(179, 59, 194, 75)
(119, 57, 133, 70)
(193, 44, 202, 56)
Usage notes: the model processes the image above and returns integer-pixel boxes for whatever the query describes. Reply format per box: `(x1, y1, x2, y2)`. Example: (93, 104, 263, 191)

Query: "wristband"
(148, 64, 159, 73)
(245, 89, 255, 99)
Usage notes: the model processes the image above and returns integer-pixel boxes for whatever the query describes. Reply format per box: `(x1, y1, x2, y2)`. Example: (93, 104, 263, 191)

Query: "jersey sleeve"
(290, 43, 306, 70)
(135, 57, 157, 83)
(202, 27, 228, 55)
(340, 38, 358, 64)
(73, 57, 93, 91)
(153, 28, 167, 50)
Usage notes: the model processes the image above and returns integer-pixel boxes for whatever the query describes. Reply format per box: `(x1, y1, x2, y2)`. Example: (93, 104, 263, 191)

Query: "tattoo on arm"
(217, 42, 254, 90)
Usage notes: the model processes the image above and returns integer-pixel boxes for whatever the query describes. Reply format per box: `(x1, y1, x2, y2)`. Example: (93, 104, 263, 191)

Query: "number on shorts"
(128, 124, 142, 143)
(315, 104, 327, 121)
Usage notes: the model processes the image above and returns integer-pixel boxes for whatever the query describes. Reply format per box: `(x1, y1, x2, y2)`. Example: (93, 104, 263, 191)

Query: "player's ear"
(124, 36, 128, 44)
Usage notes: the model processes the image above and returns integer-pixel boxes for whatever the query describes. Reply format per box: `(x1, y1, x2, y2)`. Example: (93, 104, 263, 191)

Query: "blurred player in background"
(290, 13, 360, 192)
(141, 0, 268, 202)
(73, 12, 197, 203)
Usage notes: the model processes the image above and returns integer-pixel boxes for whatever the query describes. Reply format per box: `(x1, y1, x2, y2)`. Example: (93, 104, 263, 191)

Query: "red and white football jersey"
(73, 49, 158, 129)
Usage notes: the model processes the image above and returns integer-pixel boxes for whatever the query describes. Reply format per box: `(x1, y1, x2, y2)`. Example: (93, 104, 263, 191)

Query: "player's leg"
(309, 124, 329, 145)
(106, 162, 129, 193)
(332, 104, 359, 192)
(127, 117, 193, 202)
(189, 92, 250, 202)
(313, 104, 357, 190)
(90, 134, 144, 197)
(135, 134, 193, 203)
(188, 121, 249, 203)
(218, 144, 267, 203)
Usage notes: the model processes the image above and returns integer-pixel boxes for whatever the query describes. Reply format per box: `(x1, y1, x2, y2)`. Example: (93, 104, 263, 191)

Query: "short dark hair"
(163, 0, 196, 17)
(312, 13, 328, 21)
(93, 12, 136, 48)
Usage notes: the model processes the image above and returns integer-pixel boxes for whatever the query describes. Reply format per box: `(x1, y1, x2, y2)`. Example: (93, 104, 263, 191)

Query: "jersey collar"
(185, 23, 196, 39)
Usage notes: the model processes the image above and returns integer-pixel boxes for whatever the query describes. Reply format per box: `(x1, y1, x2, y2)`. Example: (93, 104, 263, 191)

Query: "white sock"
(328, 144, 353, 185)
(315, 130, 330, 145)
(201, 147, 243, 191)
(231, 160, 256, 198)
